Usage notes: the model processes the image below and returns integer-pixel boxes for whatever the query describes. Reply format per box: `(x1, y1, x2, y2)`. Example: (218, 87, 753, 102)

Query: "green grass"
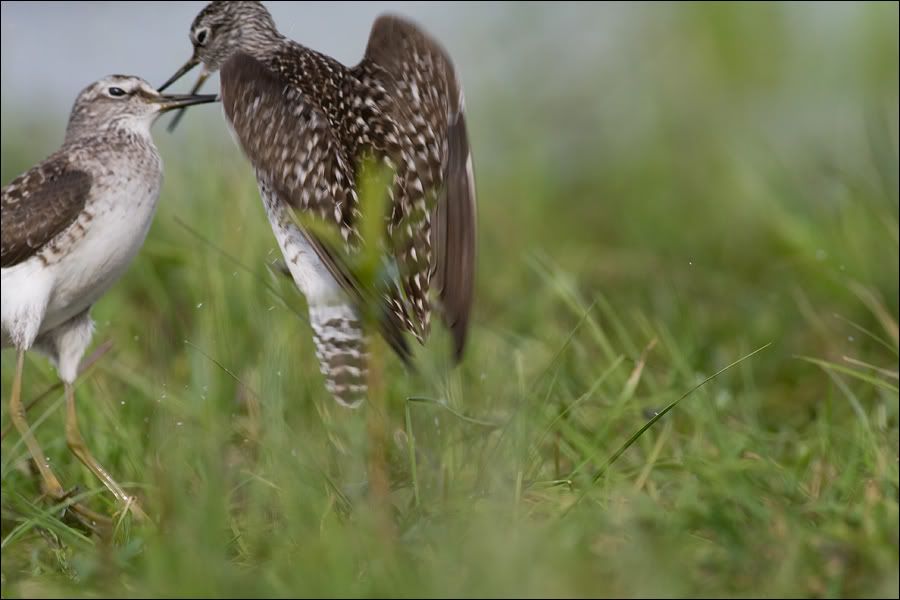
(2, 3, 898, 597)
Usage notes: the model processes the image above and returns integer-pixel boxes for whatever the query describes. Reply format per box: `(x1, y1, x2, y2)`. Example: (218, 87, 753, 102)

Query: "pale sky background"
(0, 1, 869, 103)
(0, 1, 644, 158)
(2, 2, 893, 169)
(1, 2, 483, 112)
(0, 2, 635, 115)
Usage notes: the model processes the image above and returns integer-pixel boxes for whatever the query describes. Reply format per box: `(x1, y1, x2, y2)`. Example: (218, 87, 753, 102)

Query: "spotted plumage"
(1, 156, 91, 269)
(162, 1, 477, 406)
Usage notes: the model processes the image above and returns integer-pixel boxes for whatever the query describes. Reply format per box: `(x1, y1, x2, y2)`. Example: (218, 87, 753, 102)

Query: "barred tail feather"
(309, 303, 369, 408)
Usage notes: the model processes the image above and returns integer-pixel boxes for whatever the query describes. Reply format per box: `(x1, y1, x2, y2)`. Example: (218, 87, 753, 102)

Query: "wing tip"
(370, 12, 421, 33)
(365, 12, 456, 70)
(451, 320, 469, 364)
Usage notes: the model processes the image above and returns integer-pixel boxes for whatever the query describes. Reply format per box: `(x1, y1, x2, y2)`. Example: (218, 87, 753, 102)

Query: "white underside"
(259, 184, 343, 306)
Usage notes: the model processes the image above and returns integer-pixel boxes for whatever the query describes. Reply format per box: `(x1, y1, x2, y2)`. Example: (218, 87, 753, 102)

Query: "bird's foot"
(39, 483, 114, 537)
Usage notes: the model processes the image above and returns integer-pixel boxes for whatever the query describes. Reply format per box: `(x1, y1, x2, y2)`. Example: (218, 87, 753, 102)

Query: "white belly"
(259, 183, 342, 305)
(46, 177, 162, 330)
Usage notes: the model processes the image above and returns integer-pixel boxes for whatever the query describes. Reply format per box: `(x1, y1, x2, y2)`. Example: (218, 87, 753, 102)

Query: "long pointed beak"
(158, 54, 200, 92)
(154, 92, 219, 112)
(164, 66, 212, 133)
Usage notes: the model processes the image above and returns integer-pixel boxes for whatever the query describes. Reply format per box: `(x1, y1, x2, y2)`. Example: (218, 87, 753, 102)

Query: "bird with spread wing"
(160, 1, 477, 406)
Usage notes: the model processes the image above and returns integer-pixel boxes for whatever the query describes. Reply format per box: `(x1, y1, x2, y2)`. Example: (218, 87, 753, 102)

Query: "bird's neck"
(237, 22, 286, 60)
(64, 116, 154, 146)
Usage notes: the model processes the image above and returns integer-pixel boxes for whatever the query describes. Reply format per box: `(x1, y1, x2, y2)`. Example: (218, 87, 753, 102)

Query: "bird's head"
(65, 75, 218, 141)
(158, 1, 278, 132)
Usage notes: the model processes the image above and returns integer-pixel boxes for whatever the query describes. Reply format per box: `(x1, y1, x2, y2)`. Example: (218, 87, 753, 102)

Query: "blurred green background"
(2, 2, 898, 597)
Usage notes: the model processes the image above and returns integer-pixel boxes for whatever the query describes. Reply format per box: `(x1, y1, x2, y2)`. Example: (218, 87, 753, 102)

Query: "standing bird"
(1, 75, 218, 523)
(159, 1, 477, 407)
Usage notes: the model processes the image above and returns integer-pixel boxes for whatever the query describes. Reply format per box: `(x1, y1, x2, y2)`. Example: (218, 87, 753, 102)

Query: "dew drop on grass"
(848, 336, 855, 342)
(196, 303, 204, 309)
(176, 421, 183, 427)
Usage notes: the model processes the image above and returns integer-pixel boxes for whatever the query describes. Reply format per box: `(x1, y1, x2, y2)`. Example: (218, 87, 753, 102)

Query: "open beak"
(158, 53, 213, 132)
(154, 92, 219, 112)
(158, 53, 200, 92)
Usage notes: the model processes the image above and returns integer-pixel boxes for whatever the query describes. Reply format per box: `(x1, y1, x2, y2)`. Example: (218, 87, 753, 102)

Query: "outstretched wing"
(360, 14, 477, 360)
(1, 155, 92, 268)
(219, 51, 412, 363)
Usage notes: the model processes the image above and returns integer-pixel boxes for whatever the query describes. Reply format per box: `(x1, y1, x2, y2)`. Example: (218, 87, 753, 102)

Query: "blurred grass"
(1, 3, 898, 597)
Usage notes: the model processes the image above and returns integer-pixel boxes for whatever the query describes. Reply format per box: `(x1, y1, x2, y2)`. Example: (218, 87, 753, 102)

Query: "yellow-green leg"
(9, 350, 111, 531)
(65, 382, 148, 521)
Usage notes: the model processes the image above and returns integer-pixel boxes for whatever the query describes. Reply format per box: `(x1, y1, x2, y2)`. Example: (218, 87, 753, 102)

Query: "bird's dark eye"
(108, 87, 126, 97)
(196, 28, 209, 45)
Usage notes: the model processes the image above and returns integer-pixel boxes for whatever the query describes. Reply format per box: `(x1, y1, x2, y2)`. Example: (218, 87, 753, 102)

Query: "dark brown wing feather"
(436, 105, 477, 360)
(361, 15, 477, 360)
(1, 156, 91, 268)
(220, 51, 412, 363)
